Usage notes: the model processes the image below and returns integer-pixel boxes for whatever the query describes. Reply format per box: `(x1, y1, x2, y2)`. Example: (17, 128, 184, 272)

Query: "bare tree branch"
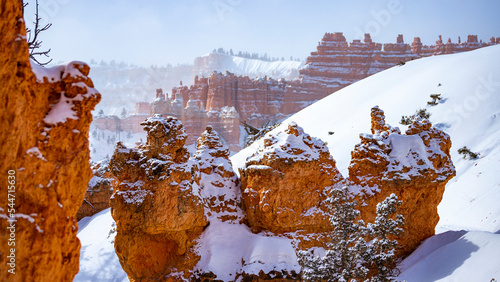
(25, 0, 53, 66)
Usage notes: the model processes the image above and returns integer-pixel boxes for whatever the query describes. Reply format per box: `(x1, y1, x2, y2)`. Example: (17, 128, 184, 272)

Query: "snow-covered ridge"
(193, 52, 303, 80)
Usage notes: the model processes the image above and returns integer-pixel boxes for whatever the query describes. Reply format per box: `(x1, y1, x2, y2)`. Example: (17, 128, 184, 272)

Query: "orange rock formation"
(76, 160, 114, 220)
(239, 122, 344, 234)
(0, 1, 100, 281)
(110, 108, 455, 279)
(192, 126, 243, 223)
(109, 115, 207, 281)
(349, 106, 456, 256)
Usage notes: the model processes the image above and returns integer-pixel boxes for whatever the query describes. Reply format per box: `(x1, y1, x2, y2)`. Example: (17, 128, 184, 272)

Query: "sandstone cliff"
(348, 106, 456, 256)
(109, 115, 207, 281)
(0, 1, 100, 281)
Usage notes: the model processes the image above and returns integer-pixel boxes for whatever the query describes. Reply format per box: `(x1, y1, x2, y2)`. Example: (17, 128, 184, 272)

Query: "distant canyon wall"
(94, 32, 499, 152)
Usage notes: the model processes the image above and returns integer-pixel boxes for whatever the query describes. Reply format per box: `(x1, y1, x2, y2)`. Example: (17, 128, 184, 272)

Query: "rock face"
(348, 106, 456, 256)
(109, 115, 208, 281)
(239, 122, 344, 234)
(192, 126, 243, 223)
(0, 1, 100, 281)
(76, 160, 114, 220)
(95, 32, 497, 152)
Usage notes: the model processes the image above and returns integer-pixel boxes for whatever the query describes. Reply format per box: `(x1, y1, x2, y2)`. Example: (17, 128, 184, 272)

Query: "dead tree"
(25, 0, 53, 65)
(242, 120, 280, 148)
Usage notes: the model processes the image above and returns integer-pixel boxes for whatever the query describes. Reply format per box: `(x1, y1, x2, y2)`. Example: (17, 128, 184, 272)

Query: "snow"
(195, 53, 303, 81)
(78, 45, 500, 281)
(43, 94, 80, 124)
(399, 231, 500, 282)
(231, 45, 500, 281)
(194, 220, 300, 280)
(246, 122, 329, 164)
(75, 209, 128, 282)
(26, 147, 47, 161)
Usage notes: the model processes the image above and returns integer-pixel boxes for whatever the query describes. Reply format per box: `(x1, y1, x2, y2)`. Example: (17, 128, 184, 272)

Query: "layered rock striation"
(0, 1, 100, 281)
(349, 106, 456, 256)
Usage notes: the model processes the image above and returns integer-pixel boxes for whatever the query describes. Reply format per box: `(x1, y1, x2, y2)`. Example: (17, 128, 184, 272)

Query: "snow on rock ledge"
(240, 122, 345, 234)
(349, 106, 456, 257)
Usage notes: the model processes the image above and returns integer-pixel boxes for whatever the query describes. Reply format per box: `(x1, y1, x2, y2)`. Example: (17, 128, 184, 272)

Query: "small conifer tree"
(298, 186, 369, 281)
(365, 194, 404, 282)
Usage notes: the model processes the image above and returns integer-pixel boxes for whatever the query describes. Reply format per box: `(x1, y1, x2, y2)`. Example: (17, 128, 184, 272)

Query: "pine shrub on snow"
(298, 187, 404, 282)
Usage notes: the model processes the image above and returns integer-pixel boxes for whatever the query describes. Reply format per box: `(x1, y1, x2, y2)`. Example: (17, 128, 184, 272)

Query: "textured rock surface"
(348, 106, 456, 256)
(76, 160, 114, 220)
(239, 122, 344, 234)
(192, 126, 243, 223)
(0, 1, 100, 281)
(109, 115, 207, 281)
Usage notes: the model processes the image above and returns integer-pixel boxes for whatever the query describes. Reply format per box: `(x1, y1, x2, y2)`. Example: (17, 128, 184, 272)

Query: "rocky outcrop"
(95, 32, 496, 152)
(348, 106, 456, 256)
(109, 115, 207, 281)
(192, 126, 243, 223)
(0, 1, 100, 281)
(239, 122, 344, 234)
(76, 160, 114, 220)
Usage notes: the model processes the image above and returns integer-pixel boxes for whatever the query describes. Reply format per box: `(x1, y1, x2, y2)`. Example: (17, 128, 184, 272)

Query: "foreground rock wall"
(0, 1, 100, 281)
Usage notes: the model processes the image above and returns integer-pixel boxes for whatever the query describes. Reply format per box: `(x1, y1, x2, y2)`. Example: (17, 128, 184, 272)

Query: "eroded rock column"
(348, 106, 456, 256)
(239, 122, 345, 234)
(110, 115, 207, 281)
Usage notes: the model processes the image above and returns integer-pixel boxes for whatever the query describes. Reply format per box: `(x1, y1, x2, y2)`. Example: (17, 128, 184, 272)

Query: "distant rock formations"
(95, 32, 498, 152)
(109, 106, 455, 280)
(0, 1, 100, 281)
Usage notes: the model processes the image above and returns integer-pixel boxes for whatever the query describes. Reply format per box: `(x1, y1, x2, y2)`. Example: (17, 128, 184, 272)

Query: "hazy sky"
(24, 0, 500, 66)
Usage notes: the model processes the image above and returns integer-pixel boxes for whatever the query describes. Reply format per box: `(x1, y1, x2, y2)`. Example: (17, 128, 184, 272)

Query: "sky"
(23, 0, 500, 66)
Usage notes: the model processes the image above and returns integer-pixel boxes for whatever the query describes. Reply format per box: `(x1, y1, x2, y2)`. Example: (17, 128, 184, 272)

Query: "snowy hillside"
(77, 45, 500, 281)
(192, 52, 303, 80)
(233, 45, 500, 281)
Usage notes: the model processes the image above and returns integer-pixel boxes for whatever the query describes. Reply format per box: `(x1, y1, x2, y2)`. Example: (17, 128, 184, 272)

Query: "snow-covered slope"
(77, 45, 500, 281)
(232, 45, 500, 281)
